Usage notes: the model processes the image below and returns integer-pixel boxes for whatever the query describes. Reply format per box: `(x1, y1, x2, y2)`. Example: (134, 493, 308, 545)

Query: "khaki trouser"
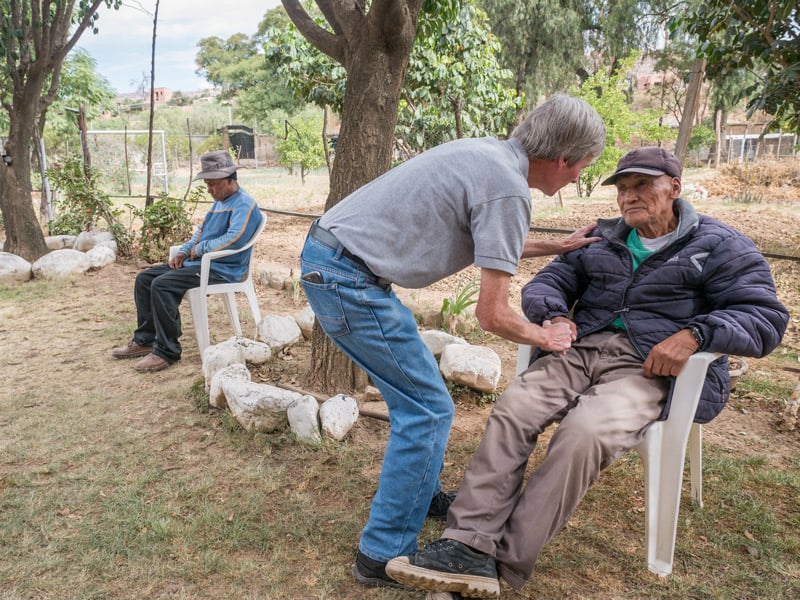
(443, 331, 669, 590)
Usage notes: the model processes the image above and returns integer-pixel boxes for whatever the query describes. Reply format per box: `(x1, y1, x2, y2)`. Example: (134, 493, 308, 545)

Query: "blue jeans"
(300, 233, 454, 562)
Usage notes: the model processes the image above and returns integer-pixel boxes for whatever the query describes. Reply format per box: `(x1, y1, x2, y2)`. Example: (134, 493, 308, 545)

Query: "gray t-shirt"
(319, 137, 532, 288)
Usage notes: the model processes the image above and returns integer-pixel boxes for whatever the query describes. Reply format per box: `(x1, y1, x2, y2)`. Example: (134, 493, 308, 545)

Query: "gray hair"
(512, 93, 606, 166)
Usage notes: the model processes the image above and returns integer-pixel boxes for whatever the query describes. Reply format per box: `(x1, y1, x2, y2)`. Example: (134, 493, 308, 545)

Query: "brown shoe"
(133, 353, 170, 372)
(112, 340, 153, 359)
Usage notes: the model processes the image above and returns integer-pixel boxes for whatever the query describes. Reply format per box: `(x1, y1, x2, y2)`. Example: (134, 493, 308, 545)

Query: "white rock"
(220, 336, 272, 364)
(45, 235, 77, 250)
(268, 273, 288, 290)
(257, 314, 303, 351)
(202, 342, 245, 390)
(73, 230, 114, 252)
(31, 249, 92, 279)
(96, 239, 118, 252)
(0, 252, 32, 284)
(319, 394, 359, 441)
(209, 362, 251, 409)
(295, 305, 316, 339)
(439, 344, 501, 393)
(222, 380, 301, 432)
(86, 245, 116, 268)
(420, 329, 468, 357)
(287, 395, 322, 444)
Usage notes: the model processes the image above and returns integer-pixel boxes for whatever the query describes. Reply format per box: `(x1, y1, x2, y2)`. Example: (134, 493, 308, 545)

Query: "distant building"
(150, 87, 173, 105)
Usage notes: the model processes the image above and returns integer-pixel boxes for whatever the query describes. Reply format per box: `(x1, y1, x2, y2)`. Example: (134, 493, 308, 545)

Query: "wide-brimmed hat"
(601, 147, 682, 185)
(193, 150, 239, 181)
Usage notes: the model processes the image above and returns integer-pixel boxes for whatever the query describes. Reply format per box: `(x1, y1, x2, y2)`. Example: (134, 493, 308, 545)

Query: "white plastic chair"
(169, 215, 266, 357)
(515, 343, 721, 576)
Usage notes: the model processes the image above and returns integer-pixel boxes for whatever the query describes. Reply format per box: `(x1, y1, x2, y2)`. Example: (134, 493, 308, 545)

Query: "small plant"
(290, 276, 303, 304)
(447, 381, 498, 407)
(729, 189, 764, 204)
(47, 155, 133, 255)
(187, 378, 210, 413)
(441, 279, 479, 335)
(127, 189, 199, 263)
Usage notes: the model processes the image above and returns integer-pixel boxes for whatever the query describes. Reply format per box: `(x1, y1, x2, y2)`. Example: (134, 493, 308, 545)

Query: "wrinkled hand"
(559, 223, 602, 253)
(643, 329, 698, 377)
(538, 319, 576, 354)
(550, 316, 577, 340)
(168, 252, 187, 269)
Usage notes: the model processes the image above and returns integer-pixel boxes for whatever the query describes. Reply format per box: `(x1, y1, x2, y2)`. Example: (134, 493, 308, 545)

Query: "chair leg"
(221, 292, 243, 337)
(639, 421, 685, 577)
(689, 423, 703, 507)
(641, 422, 693, 576)
(243, 280, 262, 338)
(187, 288, 210, 358)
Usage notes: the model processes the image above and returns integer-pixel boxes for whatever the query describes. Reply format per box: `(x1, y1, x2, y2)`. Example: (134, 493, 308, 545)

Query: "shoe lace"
(420, 538, 457, 555)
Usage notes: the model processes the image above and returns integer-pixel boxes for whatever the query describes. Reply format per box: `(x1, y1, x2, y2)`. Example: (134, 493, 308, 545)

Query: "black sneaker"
(385, 539, 500, 598)
(427, 491, 456, 521)
(353, 550, 407, 589)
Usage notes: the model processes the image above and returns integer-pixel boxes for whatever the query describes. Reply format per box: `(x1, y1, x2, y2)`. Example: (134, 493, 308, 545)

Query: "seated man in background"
(386, 146, 790, 598)
(111, 150, 264, 372)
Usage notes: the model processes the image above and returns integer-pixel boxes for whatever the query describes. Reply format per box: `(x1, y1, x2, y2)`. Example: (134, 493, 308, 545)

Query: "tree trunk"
(324, 45, 409, 208)
(32, 126, 54, 225)
(306, 323, 370, 393)
(297, 1, 421, 394)
(675, 58, 706, 164)
(0, 0, 111, 261)
(0, 92, 49, 261)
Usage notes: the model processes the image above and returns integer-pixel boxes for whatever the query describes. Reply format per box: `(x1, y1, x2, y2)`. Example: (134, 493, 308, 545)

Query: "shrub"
(127, 190, 199, 264)
(47, 156, 133, 255)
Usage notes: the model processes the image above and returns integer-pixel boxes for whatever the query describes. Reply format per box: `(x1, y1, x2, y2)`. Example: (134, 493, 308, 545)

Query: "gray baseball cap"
(601, 147, 682, 185)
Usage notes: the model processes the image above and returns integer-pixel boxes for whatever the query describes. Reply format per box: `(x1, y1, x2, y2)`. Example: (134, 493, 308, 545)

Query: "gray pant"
(443, 331, 669, 590)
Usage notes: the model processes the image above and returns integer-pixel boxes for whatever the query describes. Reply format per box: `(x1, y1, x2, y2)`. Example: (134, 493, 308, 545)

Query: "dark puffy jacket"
(521, 198, 789, 423)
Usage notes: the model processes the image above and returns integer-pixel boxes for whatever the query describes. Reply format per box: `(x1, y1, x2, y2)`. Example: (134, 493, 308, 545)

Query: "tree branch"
(729, 1, 776, 46)
(56, 0, 108, 64)
(281, 0, 345, 63)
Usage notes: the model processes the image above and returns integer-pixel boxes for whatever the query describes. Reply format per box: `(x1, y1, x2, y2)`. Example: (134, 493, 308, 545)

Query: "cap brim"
(192, 166, 239, 181)
(600, 166, 670, 186)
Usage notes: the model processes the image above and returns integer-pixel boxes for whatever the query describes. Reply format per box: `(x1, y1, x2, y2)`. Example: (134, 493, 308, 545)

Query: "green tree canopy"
(396, 4, 522, 155)
(195, 6, 305, 123)
(675, 0, 800, 133)
(45, 48, 116, 158)
(477, 0, 670, 103)
(572, 54, 671, 197)
(262, 1, 520, 155)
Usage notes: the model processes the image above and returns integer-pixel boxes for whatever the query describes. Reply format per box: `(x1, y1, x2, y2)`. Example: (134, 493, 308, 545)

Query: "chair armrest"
(195, 214, 267, 287)
(515, 343, 536, 375)
(198, 246, 249, 286)
(169, 245, 182, 260)
(667, 352, 722, 424)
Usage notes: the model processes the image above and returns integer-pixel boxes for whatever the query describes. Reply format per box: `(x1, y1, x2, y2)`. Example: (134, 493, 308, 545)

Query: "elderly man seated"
(385, 147, 790, 598)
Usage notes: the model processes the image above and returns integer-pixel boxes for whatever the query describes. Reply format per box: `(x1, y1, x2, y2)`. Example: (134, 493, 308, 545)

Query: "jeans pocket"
(301, 280, 350, 338)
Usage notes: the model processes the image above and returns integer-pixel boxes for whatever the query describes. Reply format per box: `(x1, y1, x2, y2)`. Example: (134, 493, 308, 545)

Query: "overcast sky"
(76, 0, 282, 94)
